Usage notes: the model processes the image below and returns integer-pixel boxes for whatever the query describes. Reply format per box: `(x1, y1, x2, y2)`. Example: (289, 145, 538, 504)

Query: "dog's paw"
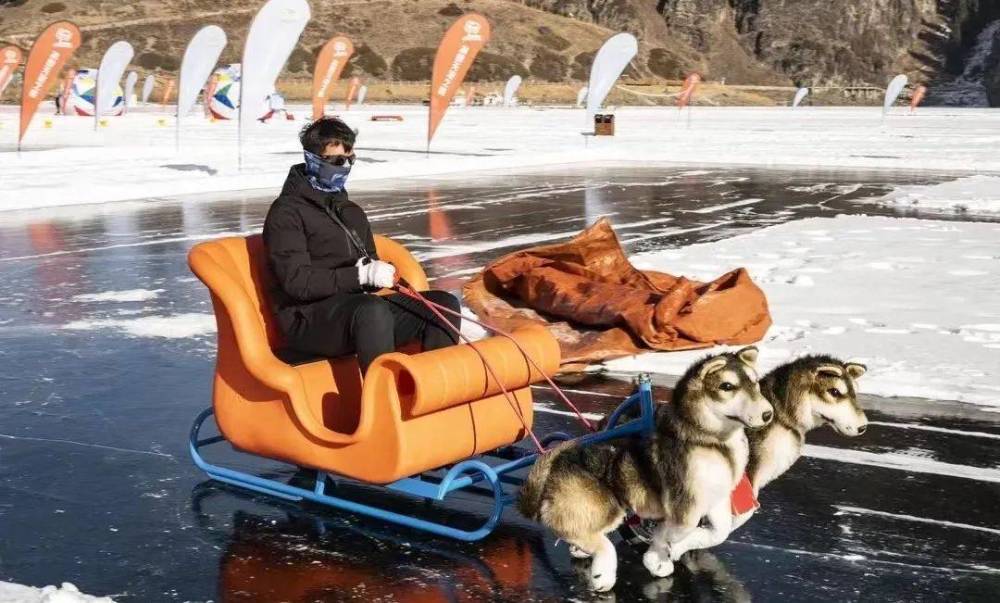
(643, 549, 675, 578)
(569, 544, 592, 559)
(590, 569, 617, 592)
(590, 550, 618, 592)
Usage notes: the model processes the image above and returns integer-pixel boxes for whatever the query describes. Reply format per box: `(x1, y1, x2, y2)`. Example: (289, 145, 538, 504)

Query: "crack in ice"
(0, 433, 176, 460)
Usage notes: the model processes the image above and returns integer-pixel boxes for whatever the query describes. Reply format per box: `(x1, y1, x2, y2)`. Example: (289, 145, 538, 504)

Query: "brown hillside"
(0, 0, 680, 88)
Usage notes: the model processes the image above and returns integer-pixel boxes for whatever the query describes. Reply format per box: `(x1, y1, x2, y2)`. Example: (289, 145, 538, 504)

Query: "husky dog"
(666, 355, 869, 555)
(518, 347, 772, 592)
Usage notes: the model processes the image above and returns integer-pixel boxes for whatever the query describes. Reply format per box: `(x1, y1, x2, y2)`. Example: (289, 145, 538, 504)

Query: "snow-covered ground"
(0, 581, 113, 603)
(605, 215, 1000, 407)
(3, 103, 1000, 211)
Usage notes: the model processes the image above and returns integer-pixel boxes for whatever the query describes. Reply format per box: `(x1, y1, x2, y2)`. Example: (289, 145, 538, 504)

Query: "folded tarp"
(463, 218, 772, 369)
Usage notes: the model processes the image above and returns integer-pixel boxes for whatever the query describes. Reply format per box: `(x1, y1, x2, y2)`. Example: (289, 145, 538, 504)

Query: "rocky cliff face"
(528, 0, 1000, 97)
(979, 27, 1000, 106)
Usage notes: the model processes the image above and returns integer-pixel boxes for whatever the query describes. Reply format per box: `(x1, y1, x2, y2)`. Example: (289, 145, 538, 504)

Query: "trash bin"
(594, 113, 615, 136)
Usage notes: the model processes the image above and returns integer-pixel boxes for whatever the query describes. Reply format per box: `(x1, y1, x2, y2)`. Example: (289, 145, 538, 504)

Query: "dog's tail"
(517, 442, 571, 520)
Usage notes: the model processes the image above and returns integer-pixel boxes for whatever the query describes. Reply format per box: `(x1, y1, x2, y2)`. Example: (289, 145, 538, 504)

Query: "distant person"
(259, 91, 292, 122)
(203, 73, 219, 119)
(262, 117, 462, 375)
(56, 69, 75, 115)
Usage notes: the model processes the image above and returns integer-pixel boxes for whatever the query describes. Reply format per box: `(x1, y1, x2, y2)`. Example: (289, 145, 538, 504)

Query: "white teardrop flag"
(240, 0, 310, 125)
(576, 86, 588, 108)
(883, 74, 908, 115)
(95, 41, 134, 129)
(123, 71, 138, 109)
(792, 87, 809, 108)
(503, 74, 521, 107)
(141, 74, 155, 103)
(178, 25, 227, 119)
(357, 84, 368, 106)
(586, 33, 637, 128)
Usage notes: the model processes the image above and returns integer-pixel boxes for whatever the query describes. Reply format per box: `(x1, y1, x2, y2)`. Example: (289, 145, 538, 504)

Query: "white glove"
(356, 258, 396, 289)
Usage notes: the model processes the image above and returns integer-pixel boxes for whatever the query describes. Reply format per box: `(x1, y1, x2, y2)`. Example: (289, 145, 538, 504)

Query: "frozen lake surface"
(1, 165, 998, 601)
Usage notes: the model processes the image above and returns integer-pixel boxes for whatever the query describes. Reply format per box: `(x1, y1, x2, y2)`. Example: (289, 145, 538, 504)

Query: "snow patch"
(805, 445, 1000, 483)
(834, 505, 1000, 536)
(71, 289, 164, 303)
(880, 175, 1000, 214)
(685, 198, 763, 214)
(605, 215, 1000, 406)
(0, 581, 114, 603)
(63, 313, 216, 338)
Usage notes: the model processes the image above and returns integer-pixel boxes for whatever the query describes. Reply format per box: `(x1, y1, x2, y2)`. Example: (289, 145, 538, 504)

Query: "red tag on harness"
(730, 474, 759, 516)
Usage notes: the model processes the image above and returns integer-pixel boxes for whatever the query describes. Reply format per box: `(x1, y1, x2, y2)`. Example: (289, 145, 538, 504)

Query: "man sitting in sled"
(263, 116, 461, 374)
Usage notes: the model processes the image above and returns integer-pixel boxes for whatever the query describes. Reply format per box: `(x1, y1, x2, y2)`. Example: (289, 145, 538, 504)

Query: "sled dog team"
(518, 347, 868, 591)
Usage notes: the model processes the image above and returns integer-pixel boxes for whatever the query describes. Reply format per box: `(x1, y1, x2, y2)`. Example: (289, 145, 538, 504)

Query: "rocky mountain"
(1, 0, 999, 105)
(527, 0, 1000, 94)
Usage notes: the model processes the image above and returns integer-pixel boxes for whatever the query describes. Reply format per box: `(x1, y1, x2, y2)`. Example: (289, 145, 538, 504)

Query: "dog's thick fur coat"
(518, 347, 772, 591)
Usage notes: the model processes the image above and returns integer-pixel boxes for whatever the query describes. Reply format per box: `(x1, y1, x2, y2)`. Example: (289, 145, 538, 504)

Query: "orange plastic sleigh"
(187, 234, 658, 540)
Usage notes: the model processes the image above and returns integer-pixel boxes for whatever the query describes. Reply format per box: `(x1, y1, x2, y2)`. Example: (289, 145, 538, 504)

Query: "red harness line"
(395, 284, 597, 453)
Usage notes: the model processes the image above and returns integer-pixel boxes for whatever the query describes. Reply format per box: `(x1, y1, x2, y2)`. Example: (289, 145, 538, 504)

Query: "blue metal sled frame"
(189, 375, 657, 541)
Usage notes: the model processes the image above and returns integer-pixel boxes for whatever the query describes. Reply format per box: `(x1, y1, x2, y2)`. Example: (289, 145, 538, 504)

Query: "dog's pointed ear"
(736, 346, 759, 367)
(814, 364, 843, 379)
(698, 356, 729, 379)
(845, 362, 867, 380)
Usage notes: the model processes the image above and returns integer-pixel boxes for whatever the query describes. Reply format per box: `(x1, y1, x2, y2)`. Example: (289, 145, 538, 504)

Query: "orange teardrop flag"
(677, 73, 701, 110)
(19, 21, 81, 148)
(428, 13, 490, 148)
(0, 46, 24, 97)
(312, 36, 354, 120)
(345, 76, 360, 110)
(160, 77, 176, 109)
(909, 84, 927, 114)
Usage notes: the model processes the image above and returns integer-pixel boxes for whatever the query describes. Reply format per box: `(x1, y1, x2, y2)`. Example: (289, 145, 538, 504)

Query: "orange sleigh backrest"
(188, 234, 431, 443)
(188, 236, 279, 376)
(191, 233, 431, 358)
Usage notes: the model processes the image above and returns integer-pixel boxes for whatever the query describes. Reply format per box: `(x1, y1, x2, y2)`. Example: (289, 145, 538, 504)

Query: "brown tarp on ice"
(462, 218, 772, 368)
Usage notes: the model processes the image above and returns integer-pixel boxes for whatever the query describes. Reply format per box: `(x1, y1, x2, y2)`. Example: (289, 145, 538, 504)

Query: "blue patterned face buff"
(303, 150, 354, 193)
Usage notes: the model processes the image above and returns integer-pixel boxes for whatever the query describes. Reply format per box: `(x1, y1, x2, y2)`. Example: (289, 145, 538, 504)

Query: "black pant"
(288, 291, 462, 374)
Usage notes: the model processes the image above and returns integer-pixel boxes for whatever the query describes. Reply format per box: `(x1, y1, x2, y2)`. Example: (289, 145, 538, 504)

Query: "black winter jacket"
(262, 164, 378, 335)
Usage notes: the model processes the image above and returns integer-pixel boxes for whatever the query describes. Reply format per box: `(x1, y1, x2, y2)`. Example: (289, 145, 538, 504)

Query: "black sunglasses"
(321, 153, 355, 166)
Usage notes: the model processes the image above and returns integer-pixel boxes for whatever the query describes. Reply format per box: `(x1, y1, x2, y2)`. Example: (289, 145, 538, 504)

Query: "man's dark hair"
(299, 116, 357, 154)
